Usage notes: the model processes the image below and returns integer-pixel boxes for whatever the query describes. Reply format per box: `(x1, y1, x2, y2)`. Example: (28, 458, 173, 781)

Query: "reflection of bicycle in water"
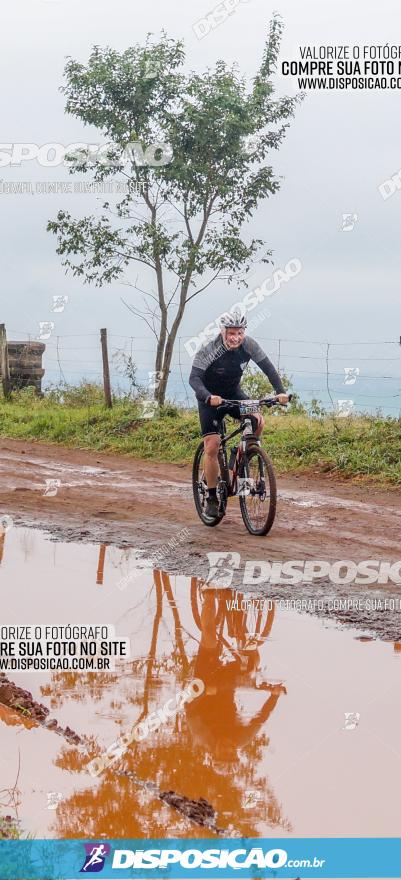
(190, 577, 275, 658)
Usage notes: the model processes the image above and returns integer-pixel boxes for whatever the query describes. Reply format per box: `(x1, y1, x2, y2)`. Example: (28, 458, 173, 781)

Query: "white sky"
(1, 0, 400, 401)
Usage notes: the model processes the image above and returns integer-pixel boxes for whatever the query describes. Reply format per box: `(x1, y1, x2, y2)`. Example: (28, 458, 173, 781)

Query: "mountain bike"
(192, 395, 291, 536)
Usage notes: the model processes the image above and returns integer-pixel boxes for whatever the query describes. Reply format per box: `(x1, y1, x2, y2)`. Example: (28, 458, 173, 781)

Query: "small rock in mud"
(0, 674, 82, 744)
(0, 674, 49, 723)
(160, 791, 216, 826)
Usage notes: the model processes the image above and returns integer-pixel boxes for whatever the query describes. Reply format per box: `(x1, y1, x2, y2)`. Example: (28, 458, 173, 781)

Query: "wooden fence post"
(0, 324, 11, 399)
(96, 544, 106, 585)
(100, 328, 112, 408)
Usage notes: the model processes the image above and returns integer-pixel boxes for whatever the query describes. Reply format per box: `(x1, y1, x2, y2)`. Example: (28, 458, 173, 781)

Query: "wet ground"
(1, 438, 401, 639)
(1, 527, 401, 841)
(2, 440, 401, 568)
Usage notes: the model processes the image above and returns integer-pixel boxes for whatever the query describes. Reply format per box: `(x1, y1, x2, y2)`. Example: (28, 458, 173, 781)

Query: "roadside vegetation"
(1, 381, 401, 486)
(0, 815, 21, 839)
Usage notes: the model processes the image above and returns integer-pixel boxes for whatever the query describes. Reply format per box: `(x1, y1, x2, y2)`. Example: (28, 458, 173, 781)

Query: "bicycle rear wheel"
(238, 444, 277, 536)
(192, 441, 225, 527)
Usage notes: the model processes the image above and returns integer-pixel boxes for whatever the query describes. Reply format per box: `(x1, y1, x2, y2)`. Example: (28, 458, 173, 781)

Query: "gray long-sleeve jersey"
(189, 335, 285, 403)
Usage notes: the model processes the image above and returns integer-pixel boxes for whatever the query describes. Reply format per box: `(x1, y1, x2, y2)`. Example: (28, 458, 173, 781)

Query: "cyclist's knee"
(254, 414, 265, 435)
(204, 434, 220, 457)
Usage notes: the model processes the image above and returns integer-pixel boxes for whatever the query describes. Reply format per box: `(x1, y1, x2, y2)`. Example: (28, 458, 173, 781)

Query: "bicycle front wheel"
(238, 444, 277, 536)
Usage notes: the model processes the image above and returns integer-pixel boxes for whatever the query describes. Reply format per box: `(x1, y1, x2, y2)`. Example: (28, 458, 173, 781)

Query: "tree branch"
(120, 297, 160, 340)
(185, 269, 222, 303)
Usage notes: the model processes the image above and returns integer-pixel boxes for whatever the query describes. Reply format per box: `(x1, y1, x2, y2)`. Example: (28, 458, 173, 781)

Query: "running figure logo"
(206, 552, 241, 588)
(80, 843, 111, 873)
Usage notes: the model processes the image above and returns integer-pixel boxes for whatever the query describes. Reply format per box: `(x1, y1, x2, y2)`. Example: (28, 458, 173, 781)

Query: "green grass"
(1, 387, 401, 485)
(0, 815, 21, 840)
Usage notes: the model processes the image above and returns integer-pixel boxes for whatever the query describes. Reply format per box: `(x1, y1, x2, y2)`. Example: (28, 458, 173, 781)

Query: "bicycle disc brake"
(217, 478, 228, 515)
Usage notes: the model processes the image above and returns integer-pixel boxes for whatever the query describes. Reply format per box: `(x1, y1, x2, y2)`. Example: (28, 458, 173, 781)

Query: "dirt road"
(1, 436, 400, 561)
(2, 437, 401, 639)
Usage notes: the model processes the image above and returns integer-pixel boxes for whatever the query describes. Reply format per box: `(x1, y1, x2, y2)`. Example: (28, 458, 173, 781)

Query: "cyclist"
(189, 307, 289, 518)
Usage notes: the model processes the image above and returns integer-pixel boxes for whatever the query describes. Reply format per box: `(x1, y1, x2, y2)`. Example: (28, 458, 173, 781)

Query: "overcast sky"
(1, 0, 400, 408)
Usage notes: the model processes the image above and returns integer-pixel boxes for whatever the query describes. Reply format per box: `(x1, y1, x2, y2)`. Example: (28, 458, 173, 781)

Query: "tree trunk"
(154, 331, 166, 382)
(155, 300, 168, 375)
(151, 199, 213, 405)
(155, 351, 169, 405)
(156, 307, 186, 405)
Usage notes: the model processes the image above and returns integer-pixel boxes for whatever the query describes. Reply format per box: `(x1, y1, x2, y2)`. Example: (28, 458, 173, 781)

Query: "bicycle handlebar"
(216, 394, 292, 414)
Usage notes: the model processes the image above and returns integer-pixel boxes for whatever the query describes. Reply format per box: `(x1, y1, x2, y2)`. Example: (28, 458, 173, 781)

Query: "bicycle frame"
(218, 417, 260, 497)
(216, 396, 289, 480)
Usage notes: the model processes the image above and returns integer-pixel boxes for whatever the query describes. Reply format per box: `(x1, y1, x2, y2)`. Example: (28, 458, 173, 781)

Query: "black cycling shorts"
(197, 387, 248, 436)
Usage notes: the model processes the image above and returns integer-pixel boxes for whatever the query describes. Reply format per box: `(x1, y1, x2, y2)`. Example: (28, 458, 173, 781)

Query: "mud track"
(1, 437, 401, 639)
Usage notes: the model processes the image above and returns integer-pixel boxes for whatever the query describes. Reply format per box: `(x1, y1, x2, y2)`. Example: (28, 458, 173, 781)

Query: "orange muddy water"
(1, 527, 401, 841)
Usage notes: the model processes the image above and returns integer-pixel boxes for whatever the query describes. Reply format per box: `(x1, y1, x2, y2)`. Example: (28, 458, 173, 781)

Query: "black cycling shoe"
(204, 496, 219, 518)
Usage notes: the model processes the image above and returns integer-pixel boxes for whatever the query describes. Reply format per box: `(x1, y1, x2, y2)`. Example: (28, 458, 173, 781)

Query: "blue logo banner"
(1, 838, 401, 878)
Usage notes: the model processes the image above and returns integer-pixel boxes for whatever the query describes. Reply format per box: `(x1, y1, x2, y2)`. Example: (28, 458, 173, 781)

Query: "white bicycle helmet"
(219, 306, 247, 329)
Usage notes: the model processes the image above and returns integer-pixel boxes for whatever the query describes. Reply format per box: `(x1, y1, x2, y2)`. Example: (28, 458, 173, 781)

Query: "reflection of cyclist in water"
(186, 589, 286, 764)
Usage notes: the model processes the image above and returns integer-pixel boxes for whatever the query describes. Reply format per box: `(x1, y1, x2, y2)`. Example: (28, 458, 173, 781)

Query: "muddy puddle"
(0, 448, 190, 498)
(1, 526, 401, 841)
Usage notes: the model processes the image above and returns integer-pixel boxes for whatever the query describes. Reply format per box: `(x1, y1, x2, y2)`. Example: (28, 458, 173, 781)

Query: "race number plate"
(238, 401, 261, 415)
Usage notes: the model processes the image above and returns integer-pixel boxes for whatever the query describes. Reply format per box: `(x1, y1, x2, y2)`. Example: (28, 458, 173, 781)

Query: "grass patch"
(0, 815, 21, 840)
(1, 386, 401, 485)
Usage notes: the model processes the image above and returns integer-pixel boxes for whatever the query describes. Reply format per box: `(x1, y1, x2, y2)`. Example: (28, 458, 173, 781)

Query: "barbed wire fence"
(3, 327, 401, 416)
